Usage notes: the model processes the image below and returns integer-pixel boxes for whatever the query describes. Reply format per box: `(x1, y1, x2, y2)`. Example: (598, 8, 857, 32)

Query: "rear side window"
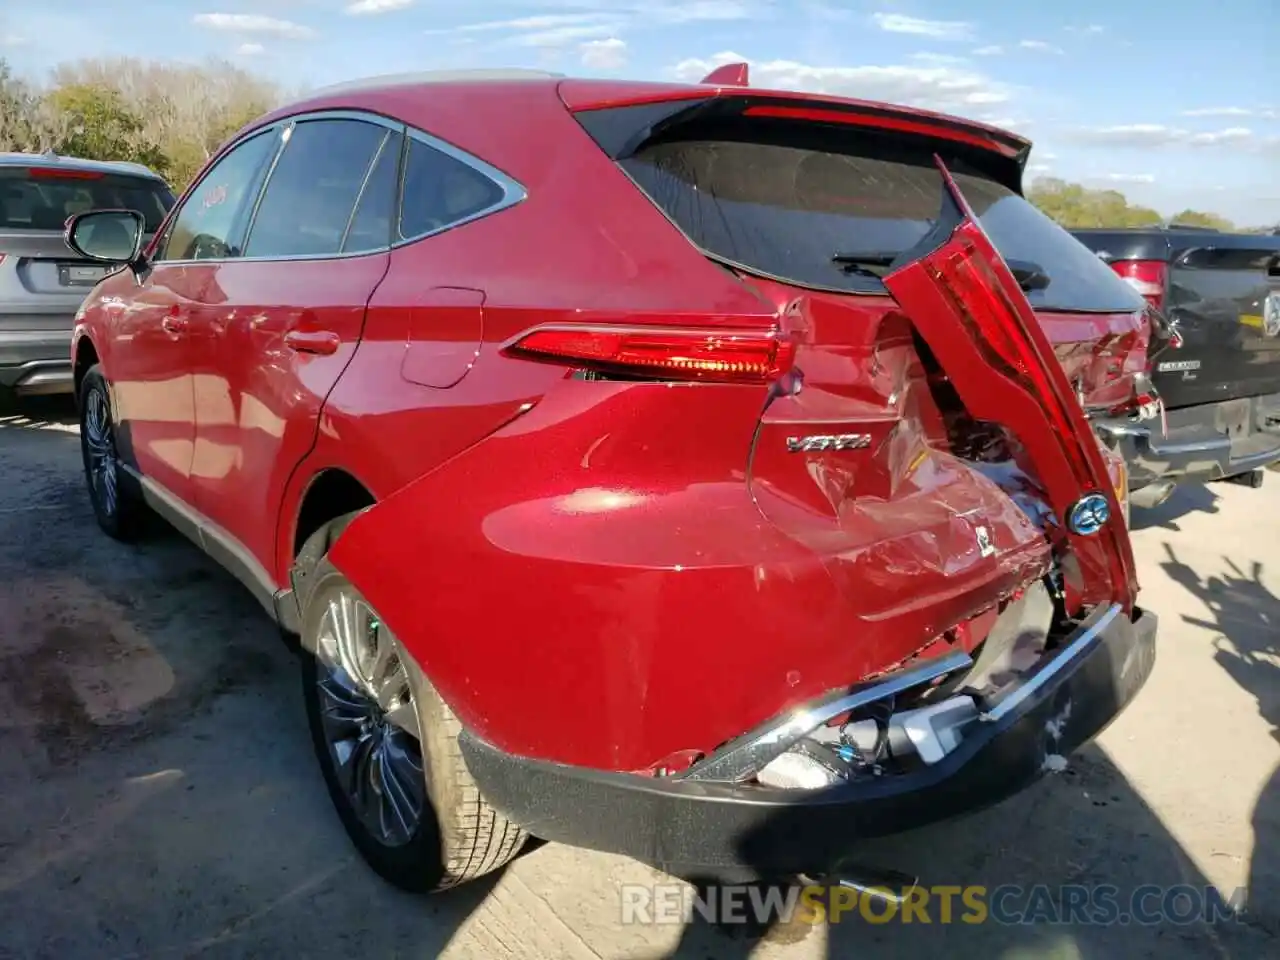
(246, 118, 395, 258)
(398, 137, 505, 241)
(619, 127, 1146, 314)
(0, 167, 174, 233)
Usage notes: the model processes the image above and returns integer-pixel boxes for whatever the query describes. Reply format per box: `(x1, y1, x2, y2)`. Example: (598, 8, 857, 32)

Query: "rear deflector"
(883, 157, 1138, 614)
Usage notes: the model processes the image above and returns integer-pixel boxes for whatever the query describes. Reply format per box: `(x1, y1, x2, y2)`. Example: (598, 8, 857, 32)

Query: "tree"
(0, 57, 66, 153)
(1026, 176, 1163, 228)
(48, 57, 283, 189)
(1026, 175, 1239, 231)
(44, 83, 169, 176)
(1168, 209, 1235, 231)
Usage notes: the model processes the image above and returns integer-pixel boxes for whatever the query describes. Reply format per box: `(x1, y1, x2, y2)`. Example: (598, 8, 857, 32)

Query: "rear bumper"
(1096, 393, 1280, 489)
(0, 325, 74, 394)
(459, 603, 1158, 879)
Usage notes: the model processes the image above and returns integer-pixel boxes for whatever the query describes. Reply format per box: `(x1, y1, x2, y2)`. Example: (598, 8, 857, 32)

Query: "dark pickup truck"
(1072, 225, 1280, 507)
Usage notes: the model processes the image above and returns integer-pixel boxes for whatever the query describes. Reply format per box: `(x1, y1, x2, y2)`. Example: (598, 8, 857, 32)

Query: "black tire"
(78, 364, 148, 541)
(295, 514, 527, 892)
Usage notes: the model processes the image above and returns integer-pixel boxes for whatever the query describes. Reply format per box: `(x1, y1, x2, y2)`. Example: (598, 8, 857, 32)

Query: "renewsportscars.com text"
(620, 883, 1249, 927)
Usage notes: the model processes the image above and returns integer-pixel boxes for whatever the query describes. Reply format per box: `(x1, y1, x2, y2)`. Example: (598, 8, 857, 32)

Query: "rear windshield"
(0, 168, 175, 233)
(620, 127, 1146, 314)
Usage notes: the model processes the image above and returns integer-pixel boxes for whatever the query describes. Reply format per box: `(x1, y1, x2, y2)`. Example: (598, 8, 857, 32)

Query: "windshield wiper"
(834, 249, 1051, 293)
(831, 251, 897, 268)
(1005, 259, 1051, 292)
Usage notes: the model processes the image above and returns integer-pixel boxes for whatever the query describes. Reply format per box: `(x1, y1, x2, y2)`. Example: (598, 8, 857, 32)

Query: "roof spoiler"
(700, 63, 750, 87)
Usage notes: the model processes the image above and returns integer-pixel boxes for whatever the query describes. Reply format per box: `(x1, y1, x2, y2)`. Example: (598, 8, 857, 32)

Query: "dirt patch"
(0, 572, 278, 770)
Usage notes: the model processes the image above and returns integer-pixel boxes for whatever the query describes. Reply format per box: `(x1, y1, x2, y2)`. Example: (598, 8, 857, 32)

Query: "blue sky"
(3, 1, 1278, 224)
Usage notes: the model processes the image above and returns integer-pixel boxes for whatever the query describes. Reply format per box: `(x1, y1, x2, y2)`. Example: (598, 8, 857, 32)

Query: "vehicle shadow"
(1159, 543, 1279, 939)
(654, 742, 1265, 959)
(1129, 483, 1221, 533)
(0, 406, 500, 958)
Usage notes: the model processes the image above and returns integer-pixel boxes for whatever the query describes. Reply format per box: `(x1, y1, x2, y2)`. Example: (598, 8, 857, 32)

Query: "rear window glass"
(0, 168, 174, 233)
(620, 130, 1146, 314)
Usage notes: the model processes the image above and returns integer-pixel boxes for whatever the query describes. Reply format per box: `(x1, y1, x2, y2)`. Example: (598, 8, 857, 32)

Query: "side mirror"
(64, 209, 146, 265)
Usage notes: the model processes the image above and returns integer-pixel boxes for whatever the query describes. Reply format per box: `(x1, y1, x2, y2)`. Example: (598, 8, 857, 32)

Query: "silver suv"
(1, 152, 174, 397)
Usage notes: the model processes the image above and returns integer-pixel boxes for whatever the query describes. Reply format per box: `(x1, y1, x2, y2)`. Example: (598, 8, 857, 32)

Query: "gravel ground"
(0, 395, 1276, 960)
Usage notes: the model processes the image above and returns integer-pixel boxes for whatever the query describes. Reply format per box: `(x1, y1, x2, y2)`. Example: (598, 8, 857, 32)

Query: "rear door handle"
(284, 330, 341, 356)
(161, 316, 188, 336)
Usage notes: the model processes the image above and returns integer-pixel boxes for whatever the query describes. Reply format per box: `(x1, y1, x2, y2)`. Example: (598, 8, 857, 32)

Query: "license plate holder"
(57, 263, 108, 287)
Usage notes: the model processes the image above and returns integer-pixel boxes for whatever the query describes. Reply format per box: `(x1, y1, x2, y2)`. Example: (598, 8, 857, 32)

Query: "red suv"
(67, 68, 1157, 893)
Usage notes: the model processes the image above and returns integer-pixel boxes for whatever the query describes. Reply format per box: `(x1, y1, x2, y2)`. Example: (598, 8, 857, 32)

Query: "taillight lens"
(26, 167, 105, 180)
(1109, 260, 1167, 312)
(504, 326, 796, 384)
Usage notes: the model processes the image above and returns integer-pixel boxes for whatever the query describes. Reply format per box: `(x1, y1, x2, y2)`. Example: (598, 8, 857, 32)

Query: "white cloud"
(581, 37, 628, 69)
(235, 42, 265, 56)
(972, 45, 1003, 55)
(450, 14, 607, 34)
(1102, 173, 1156, 184)
(345, 0, 414, 14)
(0, 32, 27, 46)
(671, 51, 1011, 115)
(1066, 24, 1106, 35)
(1181, 106, 1254, 117)
(1028, 162, 1053, 173)
(909, 52, 969, 66)
(1019, 39, 1064, 54)
(651, 1, 756, 23)
(871, 13, 973, 41)
(192, 13, 315, 39)
(519, 24, 617, 47)
(1069, 124, 1256, 148)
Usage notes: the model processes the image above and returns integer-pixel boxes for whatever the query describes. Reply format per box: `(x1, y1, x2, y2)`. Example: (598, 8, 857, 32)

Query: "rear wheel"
(79, 365, 148, 541)
(297, 516, 527, 892)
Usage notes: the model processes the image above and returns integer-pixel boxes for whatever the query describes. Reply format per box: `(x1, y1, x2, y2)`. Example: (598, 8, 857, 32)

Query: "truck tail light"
(1109, 260, 1167, 313)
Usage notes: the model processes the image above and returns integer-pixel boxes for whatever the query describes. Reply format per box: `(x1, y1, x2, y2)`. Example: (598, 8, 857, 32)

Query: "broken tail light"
(882, 157, 1138, 614)
(503, 326, 797, 385)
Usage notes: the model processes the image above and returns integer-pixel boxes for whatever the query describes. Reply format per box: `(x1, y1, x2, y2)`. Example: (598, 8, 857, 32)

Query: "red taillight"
(504, 326, 796, 384)
(1109, 260, 1166, 312)
(26, 166, 105, 180)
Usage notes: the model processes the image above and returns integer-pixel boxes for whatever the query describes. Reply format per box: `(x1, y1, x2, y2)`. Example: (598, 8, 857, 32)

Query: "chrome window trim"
(339, 128, 395, 254)
(150, 108, 525, 267)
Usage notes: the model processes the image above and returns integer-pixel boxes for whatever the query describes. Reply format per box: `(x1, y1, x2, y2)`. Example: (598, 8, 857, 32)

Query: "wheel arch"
(72, 334, 100, 404)
(290, 467, 379, 562)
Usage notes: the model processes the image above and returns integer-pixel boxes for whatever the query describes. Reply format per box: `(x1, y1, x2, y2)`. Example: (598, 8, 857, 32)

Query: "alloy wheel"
(82, 386, 118, 518)
(313, 591, 425, 847)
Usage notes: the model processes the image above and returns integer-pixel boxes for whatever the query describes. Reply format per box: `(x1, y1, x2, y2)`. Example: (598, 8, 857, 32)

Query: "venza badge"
(786, 433, 872, 453)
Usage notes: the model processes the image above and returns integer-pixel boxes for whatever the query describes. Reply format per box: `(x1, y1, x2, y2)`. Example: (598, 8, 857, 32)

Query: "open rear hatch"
(571, 86, 1140, 617)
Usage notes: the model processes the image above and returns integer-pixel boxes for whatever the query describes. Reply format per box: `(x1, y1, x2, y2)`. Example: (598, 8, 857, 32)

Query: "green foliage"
(45, 84, 170, 177)
(1026, 175, 1236, 231)
(1168, 208, 1235, 231)
(1, 55, 284, 191)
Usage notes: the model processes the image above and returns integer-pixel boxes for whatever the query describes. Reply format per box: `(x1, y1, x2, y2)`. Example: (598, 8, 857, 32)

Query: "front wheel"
(78, 364, 147, 541)
(297, 522, 526, 892)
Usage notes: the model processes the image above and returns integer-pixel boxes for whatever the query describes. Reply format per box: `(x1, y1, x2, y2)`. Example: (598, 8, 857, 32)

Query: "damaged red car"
(67, 66, 1158, 892)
